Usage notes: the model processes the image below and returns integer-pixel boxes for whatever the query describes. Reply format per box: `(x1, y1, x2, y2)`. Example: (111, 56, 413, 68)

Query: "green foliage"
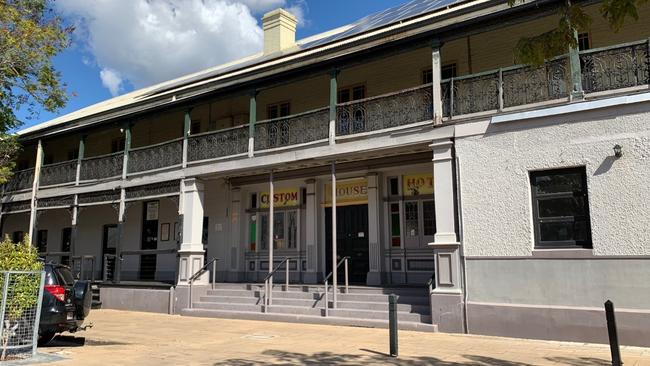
(508, 0, 647, 65)
(0, 235, 43, 319)
(0, 0, 71, 183)
(0, 235, 43, 360)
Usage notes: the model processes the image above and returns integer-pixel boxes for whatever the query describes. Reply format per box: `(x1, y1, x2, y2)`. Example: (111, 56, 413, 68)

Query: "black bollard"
(605, 300, 622, 366)
(389, 293, 398, 357)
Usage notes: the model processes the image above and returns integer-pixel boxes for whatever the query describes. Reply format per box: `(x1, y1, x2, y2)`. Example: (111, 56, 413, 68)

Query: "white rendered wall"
(456, 102, 650, 257)
(76, 205, 116, 276)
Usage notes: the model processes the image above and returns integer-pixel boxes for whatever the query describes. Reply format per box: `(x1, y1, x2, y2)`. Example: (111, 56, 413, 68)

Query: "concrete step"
(336, 293, 429, 305)
(334, 300, 429, 314)
(199, 296, 263, 305)
(268, 305, 323, 317)
(327, 308, 429, 323)
(192, 301, 262, 312)
(180, 308, 437, 333)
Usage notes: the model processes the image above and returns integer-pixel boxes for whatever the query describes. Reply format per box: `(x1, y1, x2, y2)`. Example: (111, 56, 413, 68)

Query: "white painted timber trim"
(491, 92, 650, 124)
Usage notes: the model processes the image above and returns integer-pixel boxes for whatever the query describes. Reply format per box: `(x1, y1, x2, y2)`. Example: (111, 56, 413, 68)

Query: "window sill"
(531, 248, 594, 259)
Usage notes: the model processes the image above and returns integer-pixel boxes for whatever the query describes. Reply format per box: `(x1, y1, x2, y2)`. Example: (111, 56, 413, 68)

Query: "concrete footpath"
(37, 310, 650, 365)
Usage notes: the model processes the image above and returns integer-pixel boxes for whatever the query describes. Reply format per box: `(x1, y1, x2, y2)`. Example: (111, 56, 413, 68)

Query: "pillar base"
(430, 292, 464, 333)
(366, 271, 381, 286)
(177, 250, 206, 286)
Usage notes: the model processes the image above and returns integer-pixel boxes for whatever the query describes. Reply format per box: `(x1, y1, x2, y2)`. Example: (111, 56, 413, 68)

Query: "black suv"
(39, 263, 92, 345)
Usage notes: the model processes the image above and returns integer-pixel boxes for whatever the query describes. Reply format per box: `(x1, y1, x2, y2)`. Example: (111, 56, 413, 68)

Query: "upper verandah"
(16, 0, 529, 139)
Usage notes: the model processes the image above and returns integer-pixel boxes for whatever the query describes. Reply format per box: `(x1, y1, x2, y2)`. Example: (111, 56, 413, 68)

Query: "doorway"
(140, 201, 159, 281)
(102, 224, 118, 281)
(325, 204, 369, 284)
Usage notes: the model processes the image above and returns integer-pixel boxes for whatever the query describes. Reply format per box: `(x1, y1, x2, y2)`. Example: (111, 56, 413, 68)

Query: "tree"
(0, 235, 43, 360)
(0, 0, 72, 183)
(508, 0, 648, 65)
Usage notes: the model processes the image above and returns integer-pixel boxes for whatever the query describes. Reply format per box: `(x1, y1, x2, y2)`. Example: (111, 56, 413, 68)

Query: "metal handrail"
(71, 255, 96, 282)
(188, 258, 219, 309)
(323, 256, 350, 317)
(426, 273, 435, 294)
(262, 256, 294, 312)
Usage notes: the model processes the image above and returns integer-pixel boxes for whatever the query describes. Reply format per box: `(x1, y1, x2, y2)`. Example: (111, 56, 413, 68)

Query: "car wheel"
(38, 331, 56, 346)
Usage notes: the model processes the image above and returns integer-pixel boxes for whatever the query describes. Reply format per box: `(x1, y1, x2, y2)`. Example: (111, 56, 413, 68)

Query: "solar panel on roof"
(147, 0, 462, 96)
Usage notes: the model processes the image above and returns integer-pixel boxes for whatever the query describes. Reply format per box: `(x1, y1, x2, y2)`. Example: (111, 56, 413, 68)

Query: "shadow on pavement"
(212, 349, 611, 365)
(43, 335, 129, 347)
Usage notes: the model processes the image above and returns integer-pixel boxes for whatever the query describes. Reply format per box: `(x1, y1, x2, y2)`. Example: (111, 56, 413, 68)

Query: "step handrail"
(262, 256, 295, 313)
(323, 256, 350, 317)
(188, 257, 219, 309)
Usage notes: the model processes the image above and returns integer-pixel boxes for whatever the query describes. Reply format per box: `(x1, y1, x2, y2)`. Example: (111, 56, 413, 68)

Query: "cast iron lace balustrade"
(5, 168, 35, 192)
(79, 152, 124, 181)
(40, 160, 77, 186)
(336, 85, 432, 136)
(78, 190, 120, 205)
(502, 56, 569, 108)
(187, 125, 249, 162)
(255, 107, 329, 150)
(125, 180, 180, 200)
(128, 138, 183, 174)
(441, 72, 499, 118)
(581, 40, 650, 94)
(1, 200, 31, 213)
(37, 195, 74, 209)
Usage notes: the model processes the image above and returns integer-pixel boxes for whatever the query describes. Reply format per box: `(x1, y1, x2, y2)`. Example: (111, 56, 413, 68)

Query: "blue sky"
(16, 0, 410, 131)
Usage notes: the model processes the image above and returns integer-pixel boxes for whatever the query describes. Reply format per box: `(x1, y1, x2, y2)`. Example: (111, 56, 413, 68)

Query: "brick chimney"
(262, 9, 297, 55)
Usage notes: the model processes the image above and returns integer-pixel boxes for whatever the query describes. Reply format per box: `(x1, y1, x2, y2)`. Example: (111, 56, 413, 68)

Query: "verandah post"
(431, 38, 443, 124)
(28, 140, 44, 244)
(329, 69, 338, 145)
(569, 29, 585, 101)
(248, 91, 257, 157)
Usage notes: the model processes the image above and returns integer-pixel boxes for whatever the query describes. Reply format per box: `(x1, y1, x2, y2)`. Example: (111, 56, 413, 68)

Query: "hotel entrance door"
(325, 204, 369, 284)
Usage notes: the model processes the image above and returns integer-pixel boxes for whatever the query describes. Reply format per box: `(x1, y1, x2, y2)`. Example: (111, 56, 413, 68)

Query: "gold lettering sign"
(403, 174, 434, 196)
(324, 178, 368, 206)
(260, 189, 300, 208)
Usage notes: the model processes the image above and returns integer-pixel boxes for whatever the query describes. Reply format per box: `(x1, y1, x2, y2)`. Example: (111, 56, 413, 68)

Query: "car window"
(55, 266, 75, 286)
(44, 266, 59, 286)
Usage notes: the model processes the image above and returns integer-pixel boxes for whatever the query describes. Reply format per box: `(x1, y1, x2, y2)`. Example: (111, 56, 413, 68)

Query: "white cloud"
(56, 0, 306, 95)
(99, 68, 124, 96)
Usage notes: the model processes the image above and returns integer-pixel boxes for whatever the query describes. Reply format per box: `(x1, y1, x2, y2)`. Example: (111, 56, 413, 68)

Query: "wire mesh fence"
(0, 271, 45, 361)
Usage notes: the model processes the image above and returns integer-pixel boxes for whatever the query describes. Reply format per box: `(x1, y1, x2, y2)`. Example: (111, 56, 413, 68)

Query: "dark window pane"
(538, 196, 586, 218)
(423, 200, 436, 236)
(389, 178, 399, 196)
(352, 86, 365, 100)
(191, 120, 201, 134)
(533, 172, 583, 194)
(422, 69, 433, 84)
(338, 89, 350, 103)
(441, 63, 457, 79)
(540, 220, 589, 243)
(267, 105, 278, 119)
(279, 103, 290, 117)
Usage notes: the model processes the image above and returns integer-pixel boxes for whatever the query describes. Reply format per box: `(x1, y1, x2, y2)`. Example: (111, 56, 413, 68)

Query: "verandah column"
(70, 136, 85, 258)
(431, 39, 443, 124)
(366, 173, 382, 286)
(328, 70, 338, 145)
(28, 140, 44, 243)
(182, 109, 192, 168)
(304, 179, 318, 283)
(229, 188, 242, 282)
(268, 171, 274, 295)
(330, 162, 337, 307)
(114, 124, 131, 283)
(428, 138, 463, 333)
(569, 29, 585, 101)
(248, 91, 257, 157)
(177, 178, 206, 285)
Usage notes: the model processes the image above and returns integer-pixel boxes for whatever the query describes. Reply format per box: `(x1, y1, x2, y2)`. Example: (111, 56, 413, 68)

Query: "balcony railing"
(79, 152, 124, 181)
(128, 138, 183, 174)
(442, 56, 570, 118)
(40, 160, 77, 187)
(16, 40, 648, 190)
(187, 124, 249, 162)
(5, 168, 34, 192)
(336, 84, 433, 136)
(581, 40, 650, 94)
(255, 107, 329, 151)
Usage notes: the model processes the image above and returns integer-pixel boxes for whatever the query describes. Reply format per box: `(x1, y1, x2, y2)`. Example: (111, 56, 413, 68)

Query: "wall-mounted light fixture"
(613, 144, 623, 159)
